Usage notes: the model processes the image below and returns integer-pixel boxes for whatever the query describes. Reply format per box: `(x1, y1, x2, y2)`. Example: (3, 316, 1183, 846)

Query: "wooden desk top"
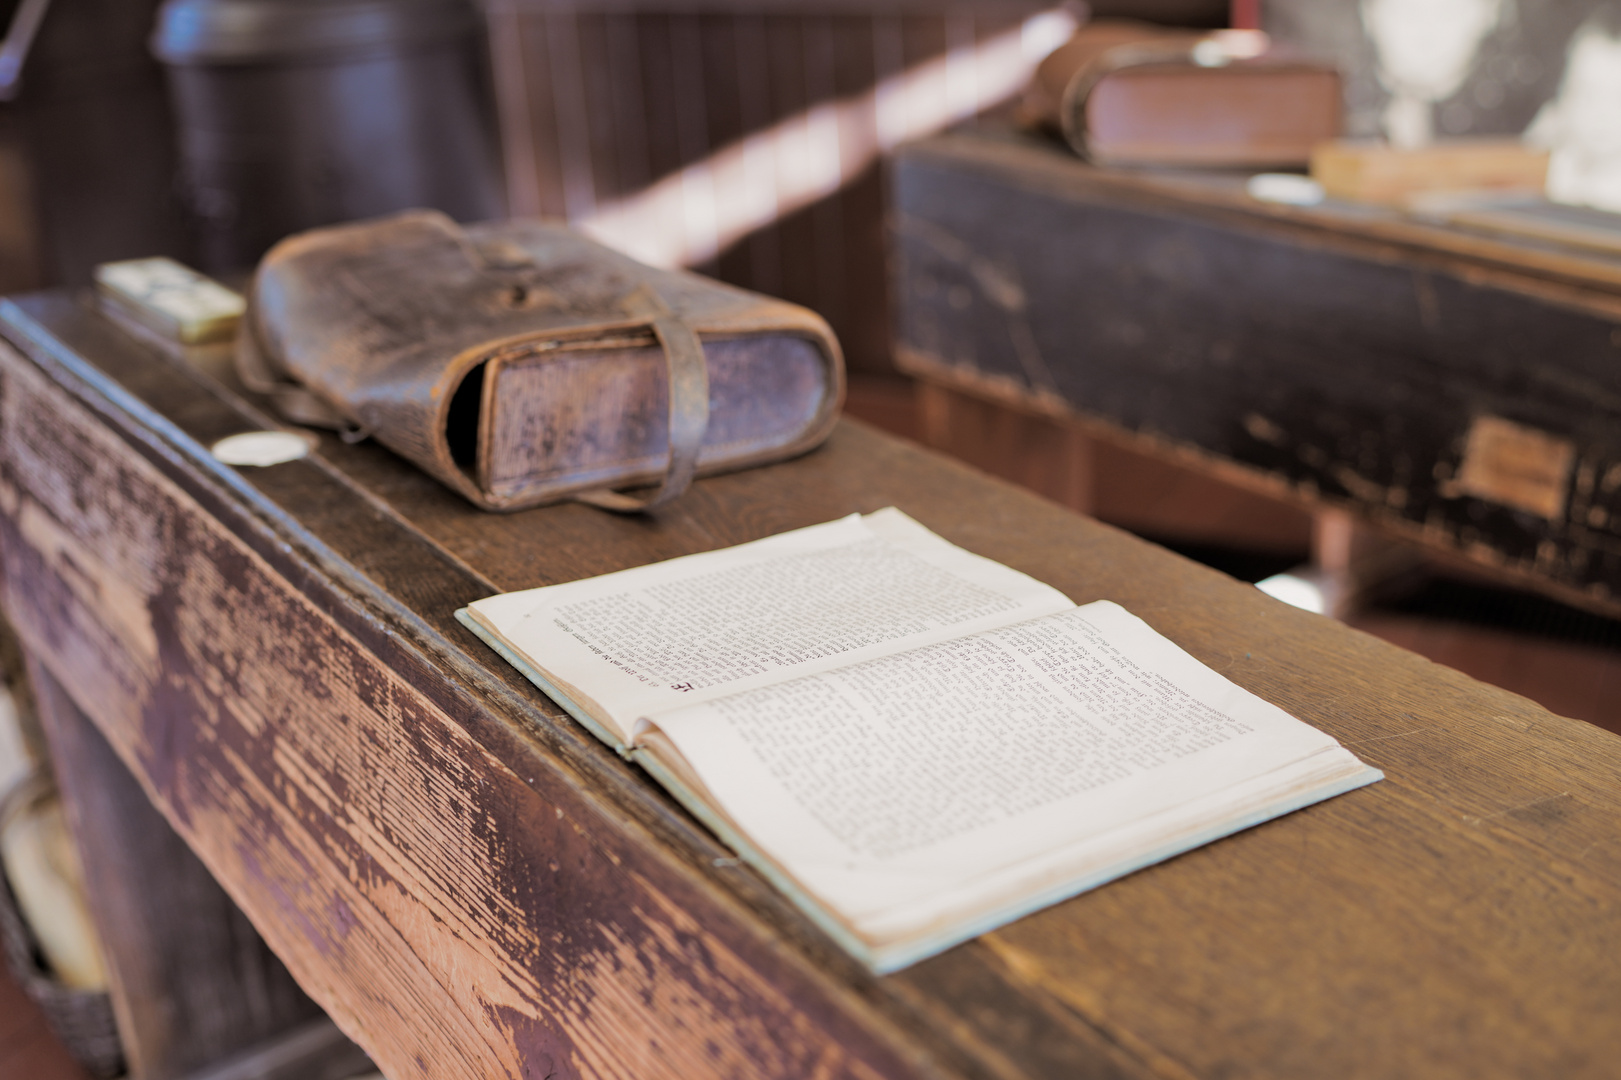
(899, 130, 1621, 301)
(1, 289, 1618, 1079)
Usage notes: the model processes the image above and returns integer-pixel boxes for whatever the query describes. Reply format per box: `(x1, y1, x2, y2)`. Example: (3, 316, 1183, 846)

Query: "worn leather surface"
(238, 210, 843, 511)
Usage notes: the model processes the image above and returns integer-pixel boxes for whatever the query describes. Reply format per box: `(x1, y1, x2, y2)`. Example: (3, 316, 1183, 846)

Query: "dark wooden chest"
(890, 130, 1621, 610)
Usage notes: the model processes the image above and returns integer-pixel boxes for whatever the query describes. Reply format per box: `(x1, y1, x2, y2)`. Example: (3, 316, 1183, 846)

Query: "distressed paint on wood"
(0, 338, 931, 1080)
(3, 294, 1621, 1079)
(28, 656, 323, 1080)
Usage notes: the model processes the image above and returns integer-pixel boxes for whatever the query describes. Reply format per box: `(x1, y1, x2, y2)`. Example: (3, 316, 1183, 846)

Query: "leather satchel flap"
(240, 210, 843, 510)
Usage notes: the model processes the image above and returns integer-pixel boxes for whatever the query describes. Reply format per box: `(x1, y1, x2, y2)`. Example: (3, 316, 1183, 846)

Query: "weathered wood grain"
(2, 291, 1621, 1079)
(26, 657, 323, 1080)
(0, 318, 941, 1080)
(890, 130, 1621, 614)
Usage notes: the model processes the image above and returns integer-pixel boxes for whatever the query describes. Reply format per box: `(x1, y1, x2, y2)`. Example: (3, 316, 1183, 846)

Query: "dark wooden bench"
(890, 129, 1621, 615)
(1, 288, 1619, 1079)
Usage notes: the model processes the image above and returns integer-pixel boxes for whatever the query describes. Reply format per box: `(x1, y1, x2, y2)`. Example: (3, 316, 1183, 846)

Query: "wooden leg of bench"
(917, 381, 1095, 515)
(24, 655, 327, 1080)
(1250, 512, 1429, 618)
(1305, 510, 1428, 619)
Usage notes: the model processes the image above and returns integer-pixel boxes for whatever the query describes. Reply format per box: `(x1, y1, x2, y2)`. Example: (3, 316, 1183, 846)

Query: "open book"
(458, 509, 1381, 972)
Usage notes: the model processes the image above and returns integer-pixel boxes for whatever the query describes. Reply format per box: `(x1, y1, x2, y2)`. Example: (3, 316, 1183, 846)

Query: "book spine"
(1057, 43, 1202, 162)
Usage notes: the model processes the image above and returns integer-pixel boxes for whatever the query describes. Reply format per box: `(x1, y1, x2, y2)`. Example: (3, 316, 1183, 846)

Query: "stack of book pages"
(461, 509, 1381, 971)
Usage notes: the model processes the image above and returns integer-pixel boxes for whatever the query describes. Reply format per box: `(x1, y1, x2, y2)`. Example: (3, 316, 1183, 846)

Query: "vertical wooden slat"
(668, 15, 713, 165)
(543, 11, 599, 219)
(693, 14, 746, 276)
(944, 10, 977, 132)
(829, 15, 886, 372)
(972, 7, 1039, 128)
(698, 14, 745, 151)
(635, 15, 685, 186)
(508, 15, 570, 218)
(488, 3, 1059, 372)
(485, 5, 544, 218)
(802, 16, 847, 334)
(764, 16, 816, 314)
(575, 15, 622, 202)
(900, 11, 949, 80)
(604, 14, 653, 196)
(668, 13, 716, 272)
(870, 12, 905, 147)
(723, 13, 784, 296)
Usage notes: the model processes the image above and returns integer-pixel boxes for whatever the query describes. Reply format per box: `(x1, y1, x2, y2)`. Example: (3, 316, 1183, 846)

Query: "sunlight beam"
(577, 8, 1078, 268)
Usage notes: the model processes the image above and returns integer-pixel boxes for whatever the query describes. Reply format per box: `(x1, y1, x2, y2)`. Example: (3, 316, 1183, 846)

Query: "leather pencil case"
(238, 209, 844, 512)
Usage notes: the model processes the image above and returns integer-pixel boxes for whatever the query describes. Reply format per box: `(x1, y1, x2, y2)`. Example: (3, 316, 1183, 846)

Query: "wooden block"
(1310, 138, 1549, 206)
(92, 259, 243, 346)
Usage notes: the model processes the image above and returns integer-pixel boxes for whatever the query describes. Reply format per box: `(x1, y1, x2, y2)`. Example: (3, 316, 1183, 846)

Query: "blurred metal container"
(152, 0, 503, 273)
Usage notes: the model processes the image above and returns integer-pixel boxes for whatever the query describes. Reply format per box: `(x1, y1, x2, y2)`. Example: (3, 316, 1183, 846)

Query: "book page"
(645, 600, 1372, 946)
(465, 509, 1074, 743)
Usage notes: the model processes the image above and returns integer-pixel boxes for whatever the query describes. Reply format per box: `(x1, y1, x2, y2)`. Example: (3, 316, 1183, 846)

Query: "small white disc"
(1246, 173, 1326, 207)
(210, 431, 312, 467)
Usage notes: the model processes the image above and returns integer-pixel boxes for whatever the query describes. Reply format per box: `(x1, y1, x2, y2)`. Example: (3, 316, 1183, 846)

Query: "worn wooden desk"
(1, 290, 1619, 1079)
(891, 130, 1621, 613)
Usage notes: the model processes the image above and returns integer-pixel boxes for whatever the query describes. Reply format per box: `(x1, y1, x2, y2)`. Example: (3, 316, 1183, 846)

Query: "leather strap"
(574, 286, 710, 513)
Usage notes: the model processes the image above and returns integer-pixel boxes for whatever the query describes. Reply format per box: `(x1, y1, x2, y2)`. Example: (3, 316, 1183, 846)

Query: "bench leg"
(24, 654, 331, 1080)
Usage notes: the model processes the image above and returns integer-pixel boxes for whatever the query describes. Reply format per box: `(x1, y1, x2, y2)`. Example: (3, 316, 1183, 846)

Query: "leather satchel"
(238, 210, 844, 512)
